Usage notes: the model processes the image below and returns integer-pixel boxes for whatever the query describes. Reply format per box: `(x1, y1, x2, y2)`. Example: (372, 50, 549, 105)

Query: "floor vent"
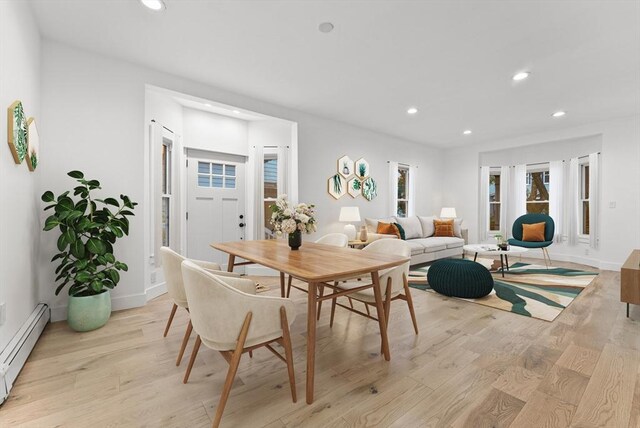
(0, 303, 50, 404)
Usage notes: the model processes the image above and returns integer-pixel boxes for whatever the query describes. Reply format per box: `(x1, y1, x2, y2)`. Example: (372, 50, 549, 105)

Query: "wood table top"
(212, 239, 409, 282)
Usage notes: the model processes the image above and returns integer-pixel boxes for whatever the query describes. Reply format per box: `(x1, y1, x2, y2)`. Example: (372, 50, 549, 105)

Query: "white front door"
(186, 150, 246, 268)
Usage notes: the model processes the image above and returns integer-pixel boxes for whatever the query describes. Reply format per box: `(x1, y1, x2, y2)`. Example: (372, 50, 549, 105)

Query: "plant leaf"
(41, 191, 55, 202)
(69, 239, 85, 259)
(86, 238, 106, 255)
(68, 170, 84, 179)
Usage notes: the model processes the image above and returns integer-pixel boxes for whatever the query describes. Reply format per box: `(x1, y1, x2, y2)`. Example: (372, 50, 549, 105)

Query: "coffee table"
(463, 244, 528, 277)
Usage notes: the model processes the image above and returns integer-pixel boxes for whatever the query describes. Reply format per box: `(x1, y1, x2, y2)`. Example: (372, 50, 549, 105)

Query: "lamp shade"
(440, 207, 457, 219)
(339, 206, 361, 222)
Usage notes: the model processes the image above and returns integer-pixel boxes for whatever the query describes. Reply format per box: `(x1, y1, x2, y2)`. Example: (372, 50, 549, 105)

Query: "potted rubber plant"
(42, 170, 137, 332)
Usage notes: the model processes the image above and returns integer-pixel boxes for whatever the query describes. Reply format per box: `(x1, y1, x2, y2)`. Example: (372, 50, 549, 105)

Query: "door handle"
(239, 223, 245, 228)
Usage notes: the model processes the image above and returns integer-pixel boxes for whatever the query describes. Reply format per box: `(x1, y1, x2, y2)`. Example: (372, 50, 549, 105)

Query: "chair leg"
(286, 275, 293, 298)
(163, 303, 178, 337)
(176, 319, 193, 366)
(330, 290, 338, 328)
(249, 350, 253, 358)
(183, 335, 201, 384)
(542, 248, 549, 269)
(384, 278, 392, 329)
(280, 307, 297, 403)
(403, 274, 419, 335)
(317, 284, 325, 320)
(212, 312, 252, 428)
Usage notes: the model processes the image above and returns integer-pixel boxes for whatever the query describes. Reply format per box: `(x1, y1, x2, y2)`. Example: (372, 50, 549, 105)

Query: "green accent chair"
(427, 259, 494, 298)
(508, 213, 555, 268)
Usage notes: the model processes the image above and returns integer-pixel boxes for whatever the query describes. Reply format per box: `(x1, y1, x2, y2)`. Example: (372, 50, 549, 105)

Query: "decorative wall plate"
(355, 158, 370, 179)
(347, 177, 361, 198)
(7, 100, 28, 164)
(26, 117, 39, 171)
(328, 173, 346, 199)
(337, 155, 354, 178)
(362, 177, 378, 201)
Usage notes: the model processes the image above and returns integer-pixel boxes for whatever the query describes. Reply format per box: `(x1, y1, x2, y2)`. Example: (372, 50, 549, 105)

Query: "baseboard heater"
(0, 303, 50, 405)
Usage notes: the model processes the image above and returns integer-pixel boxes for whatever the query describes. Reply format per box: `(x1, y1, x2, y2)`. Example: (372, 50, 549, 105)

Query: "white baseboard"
(513, 250, 620, 271)
(145, 281, 167, 302)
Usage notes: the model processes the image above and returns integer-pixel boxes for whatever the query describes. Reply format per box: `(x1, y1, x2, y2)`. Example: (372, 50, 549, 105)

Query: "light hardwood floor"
(0, 258, 638, 427)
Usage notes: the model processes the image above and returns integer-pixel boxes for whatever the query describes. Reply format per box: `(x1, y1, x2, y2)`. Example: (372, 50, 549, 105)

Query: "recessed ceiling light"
(319, 22, 334, 33)
(204, 103, 212, 107)
(140, 0, 166, 11)
(232, 110, 241, 114)
(407, 107, 418, 115)
(512, 71, 530, 81)
(463, 130, 472, 135)
(552, 111, 566, 118)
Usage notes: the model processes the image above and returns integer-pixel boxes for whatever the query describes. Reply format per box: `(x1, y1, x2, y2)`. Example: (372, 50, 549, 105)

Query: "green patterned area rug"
(408, 263, 598, 321)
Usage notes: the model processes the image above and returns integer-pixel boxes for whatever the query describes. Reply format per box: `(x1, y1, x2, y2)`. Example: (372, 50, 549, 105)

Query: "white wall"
(0, 1, 42, 350)
(40, 41, 445, 318)
(443, 115, 640, 270)
(183, 108, 248, 155)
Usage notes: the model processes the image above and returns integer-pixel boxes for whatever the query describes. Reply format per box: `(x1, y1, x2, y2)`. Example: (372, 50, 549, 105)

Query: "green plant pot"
(67, 290, 112, 332)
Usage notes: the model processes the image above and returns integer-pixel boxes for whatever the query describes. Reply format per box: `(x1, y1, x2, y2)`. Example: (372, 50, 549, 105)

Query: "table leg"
(279, 272, 285, 297)
(500, 254, 505, 278)
(371, 271, 391, 361)
(227, 254, 236, 273)
(306, 281, 318, 404)
(505, 255, 510, 271)
(473, 252, 478, 262)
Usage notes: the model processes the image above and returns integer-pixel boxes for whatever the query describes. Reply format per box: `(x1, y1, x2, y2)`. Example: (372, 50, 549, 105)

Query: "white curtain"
(247, 145, 264, 241)
(408, 165, 417, 216)
(513, 164, 527, 224)
(478, 166, 490, 242)
(568, 157, 579, 246)
(499, 165, 510, 239)
(589, 152, 600, 249)
(388, 161, 398, 217)
(549, 160, 564, 242)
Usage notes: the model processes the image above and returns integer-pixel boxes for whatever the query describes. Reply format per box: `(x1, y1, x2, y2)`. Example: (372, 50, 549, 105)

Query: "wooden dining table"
(211, 239, 410, 404)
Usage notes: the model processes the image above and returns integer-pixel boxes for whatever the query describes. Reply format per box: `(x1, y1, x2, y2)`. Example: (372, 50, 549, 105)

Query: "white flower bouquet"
(270, 195, 317, 236)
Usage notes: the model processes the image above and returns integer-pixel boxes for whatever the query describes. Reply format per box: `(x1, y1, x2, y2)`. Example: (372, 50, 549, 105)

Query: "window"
(197, 161, 236, 189)
(397, 166, 409, 217)
(489, 170, 501, 231)
(263, 151, 278, 238)
(526, 167, 550, 214)
(161, 139, 172, 246)
(580, 161, 590, 235)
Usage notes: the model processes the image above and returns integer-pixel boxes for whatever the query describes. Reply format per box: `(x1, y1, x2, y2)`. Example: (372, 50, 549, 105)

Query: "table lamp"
(339, 206, 361, 240)
(440, 207, 457, 219)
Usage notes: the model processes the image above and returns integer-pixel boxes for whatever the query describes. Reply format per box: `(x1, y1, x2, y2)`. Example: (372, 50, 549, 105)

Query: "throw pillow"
(393, 222, 406, 240)
(396, 216, 423, 240)
(365, 217, 396, 233)
(453, 218, 464, 238)
(522, 222, 546, 242)
(377, 222, 401, 238)
(418, 216, 436, 237)
(434, 219, 455, 237)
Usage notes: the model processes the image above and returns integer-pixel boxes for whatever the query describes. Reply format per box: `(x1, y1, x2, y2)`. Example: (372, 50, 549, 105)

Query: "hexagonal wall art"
(355, 158, 370, 179)
(7, 100, 28, 164)
(337, 155, 354, 178)
(362, 177, 378, 201)
(328, 173, 346, 199)
(347, 177, 361, 198)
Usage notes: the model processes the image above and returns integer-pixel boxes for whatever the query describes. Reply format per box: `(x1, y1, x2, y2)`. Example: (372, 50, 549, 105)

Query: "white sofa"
(363, 215, 468, 265)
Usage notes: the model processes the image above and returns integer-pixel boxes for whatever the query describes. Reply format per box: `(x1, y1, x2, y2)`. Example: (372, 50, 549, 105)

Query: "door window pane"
(212, 176, 223, 188)
(212, 163, 224, 175)
(198, 161, 210, 174)
(225, 178, 236, 189)
(198, 175, 210, 187)
(226, 164, 236, 177)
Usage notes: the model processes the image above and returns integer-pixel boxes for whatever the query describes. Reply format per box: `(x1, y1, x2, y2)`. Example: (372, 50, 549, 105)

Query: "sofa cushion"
(404, 240, 426, 256)
(425, 236, 465, 249)
(418, 216, 436, 237)
(411, 238, 447, 253)
(365, 217, 396, 233)
(396, 216, 423, 240)
(376, 222, 401, 238)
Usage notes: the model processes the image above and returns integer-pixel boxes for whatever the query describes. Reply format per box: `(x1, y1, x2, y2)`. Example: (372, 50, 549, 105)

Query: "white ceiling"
(30, 0, 640, 147)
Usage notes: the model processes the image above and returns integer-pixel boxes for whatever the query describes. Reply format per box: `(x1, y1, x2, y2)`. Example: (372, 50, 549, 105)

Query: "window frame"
(197, 161, 237, 189)
(263, 148, 279, 239)
(161, 137, 173, 247)
(396, 165, 410, 218)
(579, 159, 590, 238)
(525, 165, 550, 215)
(489, 168, 501, 232)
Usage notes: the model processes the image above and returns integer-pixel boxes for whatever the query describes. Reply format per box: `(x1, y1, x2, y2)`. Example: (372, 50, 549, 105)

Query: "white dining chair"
(329, 239, 418, 335)
(159, 246, 244, 367)
(181, 261, 297, 428)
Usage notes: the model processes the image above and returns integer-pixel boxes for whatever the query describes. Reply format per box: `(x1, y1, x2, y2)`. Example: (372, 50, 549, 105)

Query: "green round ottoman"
(427, 259, 493, 298)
